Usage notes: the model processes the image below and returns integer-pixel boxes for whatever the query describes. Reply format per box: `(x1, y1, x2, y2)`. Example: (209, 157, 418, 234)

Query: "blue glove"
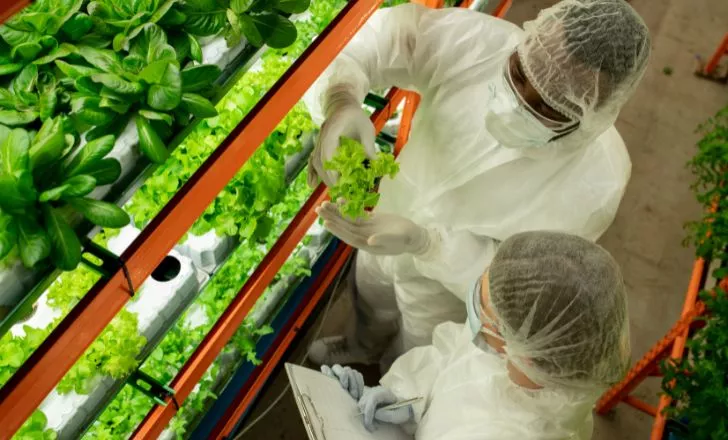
(321, 364, 365, 400)
(357, 386, 414, 432)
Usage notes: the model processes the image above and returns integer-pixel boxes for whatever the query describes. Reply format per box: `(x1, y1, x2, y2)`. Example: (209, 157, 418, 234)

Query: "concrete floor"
(235, 0, 728, 439)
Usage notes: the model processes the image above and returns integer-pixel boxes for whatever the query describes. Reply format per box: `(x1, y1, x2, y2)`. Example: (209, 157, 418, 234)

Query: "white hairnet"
(488, 231, 630, 391)
(518, 0, 650, 154)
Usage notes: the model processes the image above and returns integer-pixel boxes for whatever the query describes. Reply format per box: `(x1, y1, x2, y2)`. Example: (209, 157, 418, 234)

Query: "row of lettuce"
(660, 105, 728, 438)
(0, 0, 309, 272)
(5, 0, 346, 438)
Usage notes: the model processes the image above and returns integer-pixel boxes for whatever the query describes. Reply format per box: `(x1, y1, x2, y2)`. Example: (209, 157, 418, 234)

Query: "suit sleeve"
(304, 4, 520, 124)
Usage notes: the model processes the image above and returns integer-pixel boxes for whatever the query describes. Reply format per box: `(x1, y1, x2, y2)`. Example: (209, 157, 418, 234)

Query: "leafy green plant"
(0, 324, 53, 388)
(14, 410, 58, 440)
(47, 260, 102, 313)
(0, 0, 90, 76)
(55, 24, 221, 163)
(2, 0, 339, 436)
(684, 106, 728, 268)
(0, 118, 128, 270)
(0, 64, 67, 127)
(58, 309, 146, 394)
(86, 0, 179, 51)
(660, 105, 728, 437)
(174, 0, 309, 48)
(324, 136, 399, 219)
(662, 288, 728, 439)
(189, 103, 313, 241)
(125, 37, 315, 232)
(84, 125, 318, 440)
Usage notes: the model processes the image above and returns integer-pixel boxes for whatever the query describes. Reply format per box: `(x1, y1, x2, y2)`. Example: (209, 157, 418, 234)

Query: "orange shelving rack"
(595, 258, 712, 440)
(133, 0, 513, 437)
(0, 0, 28, 25)
(0, 0, 513, 438)
(696, 32, 728, 82)
(184, 1, 513, 438)
(0, 1, 383, 436)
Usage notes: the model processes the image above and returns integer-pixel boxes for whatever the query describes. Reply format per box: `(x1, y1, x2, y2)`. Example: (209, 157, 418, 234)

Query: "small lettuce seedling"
(324, 136, 398, 219)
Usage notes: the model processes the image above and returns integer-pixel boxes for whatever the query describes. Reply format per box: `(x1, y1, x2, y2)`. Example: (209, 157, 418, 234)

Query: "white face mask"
(484, 67, 575, 149)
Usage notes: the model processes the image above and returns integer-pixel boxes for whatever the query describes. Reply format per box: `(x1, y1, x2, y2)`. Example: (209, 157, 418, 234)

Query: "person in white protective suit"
(321, 231, 630, 439)
(304, 0, 650, 367)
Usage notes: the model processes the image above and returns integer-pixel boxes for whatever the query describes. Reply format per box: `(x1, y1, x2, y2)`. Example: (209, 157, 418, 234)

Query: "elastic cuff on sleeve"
(414, 226, 442, 262)
(323, 83, 362, 117)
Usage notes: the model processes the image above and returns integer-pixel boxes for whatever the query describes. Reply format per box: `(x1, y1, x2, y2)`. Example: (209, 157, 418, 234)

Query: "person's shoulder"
(384, 3, 523, 38)
(434, 7, 524, 34)
(587, 126, 631, 177)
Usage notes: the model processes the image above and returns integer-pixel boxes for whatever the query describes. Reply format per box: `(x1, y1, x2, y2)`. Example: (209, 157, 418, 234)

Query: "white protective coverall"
(305, 2, 648, 357)
(325, 231, 631, 438)
(381, 322, 599, 440)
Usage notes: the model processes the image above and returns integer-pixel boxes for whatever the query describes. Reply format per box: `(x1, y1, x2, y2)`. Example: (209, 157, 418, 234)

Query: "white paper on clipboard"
(285, 363, 413, 440)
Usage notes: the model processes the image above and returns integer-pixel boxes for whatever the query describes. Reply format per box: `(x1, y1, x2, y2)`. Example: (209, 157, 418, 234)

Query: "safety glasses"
(503, 62, 578, 133)
(468, 278, 505, 342)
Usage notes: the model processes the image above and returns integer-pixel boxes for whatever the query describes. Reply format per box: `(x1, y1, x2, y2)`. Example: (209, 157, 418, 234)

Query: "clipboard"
(285, 363, 413, 440)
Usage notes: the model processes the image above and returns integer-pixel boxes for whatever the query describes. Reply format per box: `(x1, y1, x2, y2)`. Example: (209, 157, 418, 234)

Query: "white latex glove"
(316, 202, 437, 256)
(358, 386, 414, 432)
(308, 85, 376, 188)
(321, 364, 366, 400)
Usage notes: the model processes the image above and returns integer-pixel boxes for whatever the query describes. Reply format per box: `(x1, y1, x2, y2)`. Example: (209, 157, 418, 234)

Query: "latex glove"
(321, 364, 365, 400)
(308, 85, 376, 188)
(317, 202, 436, 256)
(358, 386, 414, 432)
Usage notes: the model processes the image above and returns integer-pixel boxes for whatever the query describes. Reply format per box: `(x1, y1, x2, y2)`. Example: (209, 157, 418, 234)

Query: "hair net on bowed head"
(518, 0, 651, 154)
(488, 231, 630, 391)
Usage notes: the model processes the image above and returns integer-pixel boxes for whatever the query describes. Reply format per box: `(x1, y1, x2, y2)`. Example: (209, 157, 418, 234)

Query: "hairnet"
(488, 231, 629, 391)
(517, 0, 650, 154)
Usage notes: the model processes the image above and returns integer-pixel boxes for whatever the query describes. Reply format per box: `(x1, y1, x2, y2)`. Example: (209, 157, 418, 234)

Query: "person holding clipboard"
(321, 231, 630, 439)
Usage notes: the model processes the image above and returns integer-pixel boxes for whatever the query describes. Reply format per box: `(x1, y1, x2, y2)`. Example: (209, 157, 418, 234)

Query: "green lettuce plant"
(0, 324, 53, 388)
(56, 24, 221, 163)
(124, 33, 316, 232)
(86, 0, 179, 51)
(0, 117, 128, 270)
(324, 136, 399, 219)
(2, 0, 337, 436)
(0, 63, 66, 127)
(59, 309, 147, 394)
(13, 410, 57, 440)
(0, 0, 91, 76)
(174, 0, 309, 48)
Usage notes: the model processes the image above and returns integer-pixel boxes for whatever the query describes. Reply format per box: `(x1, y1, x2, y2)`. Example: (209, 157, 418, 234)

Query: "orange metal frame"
(131, 56, 407, 440)
(132, 185, 331, 438)
(0, 0, 382, 437)
(207, 81, 411, 440)
(202, 0, 513, 437)
(0, 0, 28, 25)
(703, 32, 728, 76)
(595, 257, 715, 439)
(597, 198, 724, 439)
(210, 242, 355, 439)
(0, 0, 514, 437)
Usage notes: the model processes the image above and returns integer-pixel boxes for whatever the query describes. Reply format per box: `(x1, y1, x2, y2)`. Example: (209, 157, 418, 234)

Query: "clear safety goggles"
(503, 62, 579, 134)
(467, 278, 505, 343)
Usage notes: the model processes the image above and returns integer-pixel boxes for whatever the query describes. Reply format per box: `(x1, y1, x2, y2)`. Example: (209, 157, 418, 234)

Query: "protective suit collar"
(381, 323, 599, 439)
